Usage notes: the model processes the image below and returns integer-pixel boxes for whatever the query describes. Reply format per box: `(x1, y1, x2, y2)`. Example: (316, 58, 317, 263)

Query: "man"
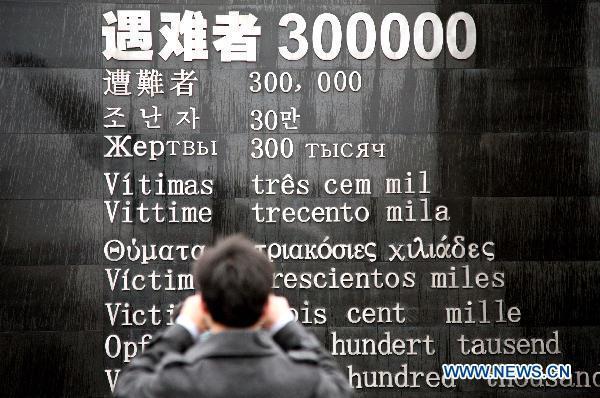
(113, 235, 352, 398)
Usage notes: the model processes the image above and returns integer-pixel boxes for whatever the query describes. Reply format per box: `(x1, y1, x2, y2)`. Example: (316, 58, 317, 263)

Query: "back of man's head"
(193, 235, 274, 328)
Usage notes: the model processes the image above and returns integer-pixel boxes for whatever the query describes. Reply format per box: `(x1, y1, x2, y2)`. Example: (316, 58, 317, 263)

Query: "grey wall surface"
(0, 1, 599, 397)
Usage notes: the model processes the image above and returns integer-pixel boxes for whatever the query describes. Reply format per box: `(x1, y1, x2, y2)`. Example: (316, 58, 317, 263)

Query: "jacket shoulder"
(286, 349, 319, 364)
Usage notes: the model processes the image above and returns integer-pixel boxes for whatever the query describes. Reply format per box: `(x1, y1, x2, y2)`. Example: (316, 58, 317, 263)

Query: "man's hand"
(263, 295, 294, 331)
(178, 294, 207, 333)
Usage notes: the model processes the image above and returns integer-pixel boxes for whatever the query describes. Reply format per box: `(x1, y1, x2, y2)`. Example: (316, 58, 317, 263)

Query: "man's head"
(193, 235, 274, 328)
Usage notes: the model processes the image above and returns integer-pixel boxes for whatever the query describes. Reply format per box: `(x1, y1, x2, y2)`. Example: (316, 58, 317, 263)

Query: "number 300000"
(279, 12, 476, 61)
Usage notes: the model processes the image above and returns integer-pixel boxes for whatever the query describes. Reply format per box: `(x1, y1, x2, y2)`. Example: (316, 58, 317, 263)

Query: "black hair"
(193, 235, 274, 328)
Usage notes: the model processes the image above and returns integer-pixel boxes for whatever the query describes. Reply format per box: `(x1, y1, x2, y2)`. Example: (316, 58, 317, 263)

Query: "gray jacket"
(113, 321, 352, 398)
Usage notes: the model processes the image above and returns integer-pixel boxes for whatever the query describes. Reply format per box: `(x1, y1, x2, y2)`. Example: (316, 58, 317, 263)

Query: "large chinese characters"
(102, 10, 261, 62)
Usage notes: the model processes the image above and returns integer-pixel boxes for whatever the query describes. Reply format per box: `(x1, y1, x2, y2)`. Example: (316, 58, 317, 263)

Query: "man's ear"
(199, 293, 209, 313)
(258, 297, 271, 326)
(252, 300, 266, 329)
(262, 298, 269, 315)
(198, 294, 213, 329)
